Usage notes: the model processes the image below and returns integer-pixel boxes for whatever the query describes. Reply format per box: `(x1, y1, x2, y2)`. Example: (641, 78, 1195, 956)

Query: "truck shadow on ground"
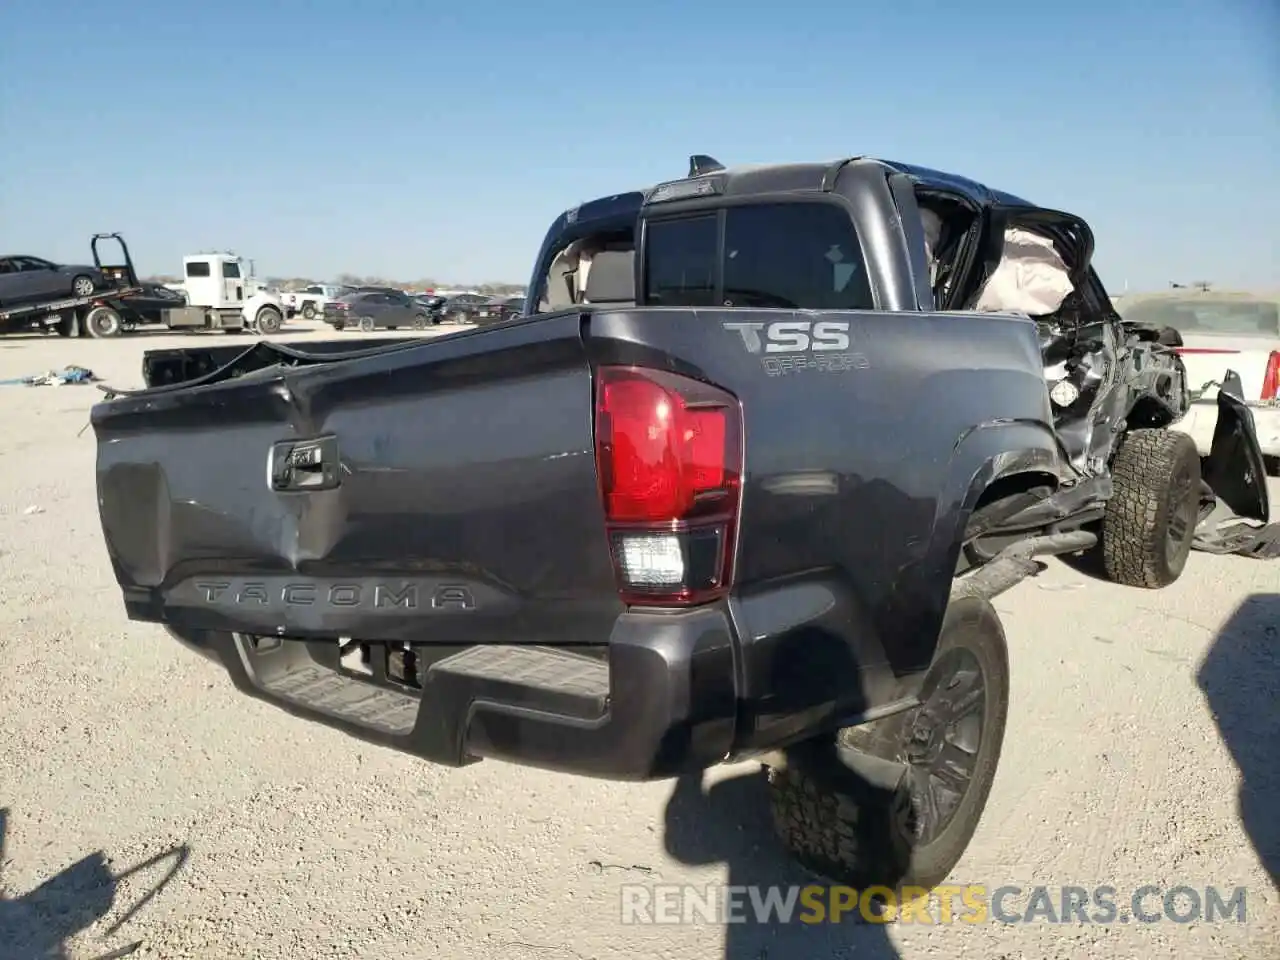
(663, 772, 901, 960)
(1196, 593, 1279, 890)
(0, 808, 190, 960)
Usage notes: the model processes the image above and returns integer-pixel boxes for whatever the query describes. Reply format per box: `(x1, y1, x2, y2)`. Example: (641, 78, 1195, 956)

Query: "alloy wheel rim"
(891, 647, 986, 847)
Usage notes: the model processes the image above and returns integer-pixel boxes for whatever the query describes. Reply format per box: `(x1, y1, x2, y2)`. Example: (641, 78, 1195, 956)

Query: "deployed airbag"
(975, 227, 1074, 316)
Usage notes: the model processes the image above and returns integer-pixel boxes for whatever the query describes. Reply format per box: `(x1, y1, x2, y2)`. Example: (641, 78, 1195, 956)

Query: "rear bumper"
(1171, 399, 1280, 458)
(162, 606, 739, 781)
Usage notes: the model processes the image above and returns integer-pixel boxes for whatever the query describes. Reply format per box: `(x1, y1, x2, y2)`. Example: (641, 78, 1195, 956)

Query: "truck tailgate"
(92, 314, 623, 643)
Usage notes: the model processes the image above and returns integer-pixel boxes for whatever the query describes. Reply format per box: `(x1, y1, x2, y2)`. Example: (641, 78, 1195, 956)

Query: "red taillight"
(1262, 352, 1280, 400)
(594, 366, 742, 607)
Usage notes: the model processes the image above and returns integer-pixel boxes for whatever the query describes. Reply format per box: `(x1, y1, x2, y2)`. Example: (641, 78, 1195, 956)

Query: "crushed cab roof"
(560, 156, 1038, 226)
(654, 156, 1035, 208)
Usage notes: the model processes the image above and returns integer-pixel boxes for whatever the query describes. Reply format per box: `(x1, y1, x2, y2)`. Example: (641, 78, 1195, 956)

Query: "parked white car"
(1119, 291, 1280, 460)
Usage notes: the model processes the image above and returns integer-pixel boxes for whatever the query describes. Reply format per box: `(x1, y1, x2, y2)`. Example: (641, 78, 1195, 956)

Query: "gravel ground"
(0, 321, 1276, 960)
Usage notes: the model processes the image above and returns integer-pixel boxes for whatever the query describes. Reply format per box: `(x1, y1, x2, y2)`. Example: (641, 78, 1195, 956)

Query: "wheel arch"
(889, 419, 1068, 675)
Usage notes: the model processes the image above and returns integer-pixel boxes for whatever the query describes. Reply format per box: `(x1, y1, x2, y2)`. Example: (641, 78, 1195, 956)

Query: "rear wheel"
(451, 310, 468, 324)
(1100, 428, 1200, 588)
(301, 302, 317, 320)
(332, 322, 345, 331)
(358, 316, 375, 332)
(84, 305, 123, 338)
(255, 306, 283, 335)
(71, 275, 96, 298)
(411, 314, 427, 330)
(765, 592, 1009, 890)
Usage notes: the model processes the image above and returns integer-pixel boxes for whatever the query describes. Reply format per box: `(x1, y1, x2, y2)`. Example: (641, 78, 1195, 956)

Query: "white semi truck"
(80, 251, 286, 337)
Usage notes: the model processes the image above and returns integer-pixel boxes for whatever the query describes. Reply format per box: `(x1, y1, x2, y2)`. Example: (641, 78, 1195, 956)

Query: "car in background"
(472, 295, 525, 324)
(0, 254, 107, 306)
(413, 293, 447, 322)
(323, 289, 433, 331)
(114, 282, 189, 325)
(438, 292, 488, 323)
(1119, 290, 1280, 462)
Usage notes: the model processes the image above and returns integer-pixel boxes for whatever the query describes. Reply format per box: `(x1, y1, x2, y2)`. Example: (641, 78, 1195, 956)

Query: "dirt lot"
(0, 322, 1276, 960)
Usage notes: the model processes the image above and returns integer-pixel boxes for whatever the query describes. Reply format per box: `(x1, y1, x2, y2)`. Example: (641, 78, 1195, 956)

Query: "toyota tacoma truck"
(90, 155, 1274, 891)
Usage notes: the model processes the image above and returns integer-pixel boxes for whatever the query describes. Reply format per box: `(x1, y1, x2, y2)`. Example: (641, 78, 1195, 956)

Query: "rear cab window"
(642, 202, 874, 310)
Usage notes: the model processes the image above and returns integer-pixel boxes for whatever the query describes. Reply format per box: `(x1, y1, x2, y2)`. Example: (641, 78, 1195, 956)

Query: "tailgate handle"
(270, 436, 340, 492)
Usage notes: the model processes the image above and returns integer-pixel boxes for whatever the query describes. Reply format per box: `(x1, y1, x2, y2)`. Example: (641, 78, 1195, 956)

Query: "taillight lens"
(594, 366, 742, 607)
(1262, 352, 1280, 401)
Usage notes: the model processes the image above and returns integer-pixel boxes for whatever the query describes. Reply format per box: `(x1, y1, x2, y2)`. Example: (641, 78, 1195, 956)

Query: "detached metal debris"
(0, 365, 100, 387)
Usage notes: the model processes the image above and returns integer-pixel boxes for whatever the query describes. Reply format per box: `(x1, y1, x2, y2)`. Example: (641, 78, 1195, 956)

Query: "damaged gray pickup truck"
(92, 155, 1275, 892)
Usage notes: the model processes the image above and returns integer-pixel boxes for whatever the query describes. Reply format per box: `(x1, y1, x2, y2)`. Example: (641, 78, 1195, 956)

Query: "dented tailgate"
(91, 314, 624, 644)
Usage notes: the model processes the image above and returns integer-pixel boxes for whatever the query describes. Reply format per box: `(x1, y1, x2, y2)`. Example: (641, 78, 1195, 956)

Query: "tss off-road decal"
(722, 319, 871, 376)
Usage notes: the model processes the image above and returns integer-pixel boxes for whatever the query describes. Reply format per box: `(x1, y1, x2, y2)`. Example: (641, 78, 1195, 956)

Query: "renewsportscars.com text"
(619, 883, 1250, 925)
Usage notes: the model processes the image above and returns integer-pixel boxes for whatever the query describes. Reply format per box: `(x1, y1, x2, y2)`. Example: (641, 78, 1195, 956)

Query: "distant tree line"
(327, 274, 524, 294)
(141, 273, 525, 294)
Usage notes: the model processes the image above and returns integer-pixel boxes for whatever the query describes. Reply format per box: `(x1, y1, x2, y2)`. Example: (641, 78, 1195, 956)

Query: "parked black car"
(439, 293, 488, 323)
(412, 294, 447, 321)
(114, 282, 188, 325)
(323, 289, 433, 331)
(472, 295, 525, 324)
(0, 254, 106, 306)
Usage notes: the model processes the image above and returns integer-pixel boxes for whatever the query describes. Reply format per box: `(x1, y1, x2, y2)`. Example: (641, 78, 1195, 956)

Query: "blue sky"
(1, 0, 1276, 290)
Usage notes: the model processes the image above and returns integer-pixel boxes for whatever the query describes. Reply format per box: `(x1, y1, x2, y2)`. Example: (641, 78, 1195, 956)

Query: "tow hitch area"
(1191, 370, 1280, 558)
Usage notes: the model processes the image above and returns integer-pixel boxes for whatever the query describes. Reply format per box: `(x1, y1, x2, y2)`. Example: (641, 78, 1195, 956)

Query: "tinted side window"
(185, 261, 211, 278)
(644, 215, 718, 306)
(723, 203, 872, 310)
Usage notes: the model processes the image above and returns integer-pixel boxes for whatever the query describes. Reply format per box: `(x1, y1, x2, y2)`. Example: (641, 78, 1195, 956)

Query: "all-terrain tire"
(765, 592, 1009, 891)
(1100, 428, 1200, 588)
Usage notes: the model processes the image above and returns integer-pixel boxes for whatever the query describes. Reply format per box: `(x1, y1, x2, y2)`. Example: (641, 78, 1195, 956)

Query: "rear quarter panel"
(586, 307, 1065, 748)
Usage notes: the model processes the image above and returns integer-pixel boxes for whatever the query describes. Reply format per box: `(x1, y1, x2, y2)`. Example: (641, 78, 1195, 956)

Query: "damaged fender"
(1192, 370, 1279, 557)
